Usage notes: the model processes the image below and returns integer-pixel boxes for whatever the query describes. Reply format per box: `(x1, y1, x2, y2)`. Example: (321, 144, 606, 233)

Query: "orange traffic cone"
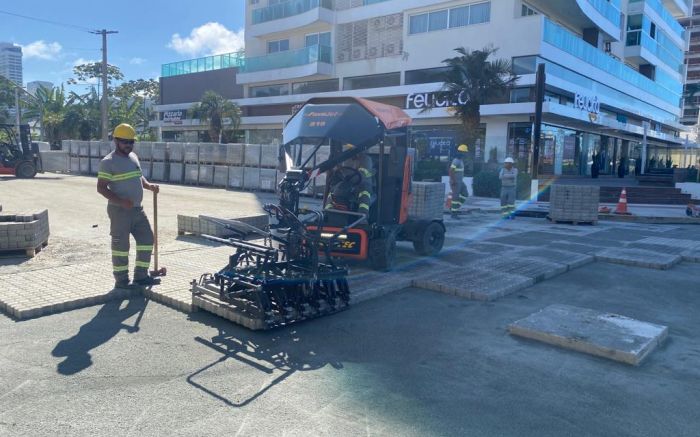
(614, 188, 631, 215)
(445, 194, 452, 210)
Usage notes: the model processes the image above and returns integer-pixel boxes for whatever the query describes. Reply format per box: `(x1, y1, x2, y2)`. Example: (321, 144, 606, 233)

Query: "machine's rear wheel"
(413, 222, 445, 256)
(369, 233, 396, 271)
(16, 161, 37, 179)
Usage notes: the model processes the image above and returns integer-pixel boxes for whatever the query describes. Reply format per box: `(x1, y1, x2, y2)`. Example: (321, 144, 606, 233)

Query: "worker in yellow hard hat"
(449, 144, 469, 218)
(96, 123, 161, 288)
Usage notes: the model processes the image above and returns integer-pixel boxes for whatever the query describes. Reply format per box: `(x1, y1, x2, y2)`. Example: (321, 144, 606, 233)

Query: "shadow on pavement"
(51, 296, 148, 375)
(186, 311, 343, 408)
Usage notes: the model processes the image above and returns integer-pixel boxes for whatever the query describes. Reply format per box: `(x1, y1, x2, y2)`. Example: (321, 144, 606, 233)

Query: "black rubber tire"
(369, 233, 396, 271)
(413, 222, 445, 256)
(16, 161, 37, 179)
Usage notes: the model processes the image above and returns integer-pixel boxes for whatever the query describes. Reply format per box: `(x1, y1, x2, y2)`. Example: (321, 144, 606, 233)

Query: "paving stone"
(412, 266, 534, 301)
(515, 248, 594, 270)
(508, 304, 669, 366)
(681, 249, 700, 263)
(547, 241, 606, 255)
(434, 248, 484, 266)
(596, 248, 681, 270)
(635, 237, 700, 251)
(626, 243, 687, 256)
(469, 255, 568, 283)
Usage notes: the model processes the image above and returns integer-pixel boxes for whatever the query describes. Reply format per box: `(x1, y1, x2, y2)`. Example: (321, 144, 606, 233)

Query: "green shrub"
(415, 159, 448, 182)
(517, 171, 532, 200)
(472, 170, 500, 198)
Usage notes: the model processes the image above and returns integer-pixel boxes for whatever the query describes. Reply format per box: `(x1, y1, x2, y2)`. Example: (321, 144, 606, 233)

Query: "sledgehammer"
(150, 190, 167, 277)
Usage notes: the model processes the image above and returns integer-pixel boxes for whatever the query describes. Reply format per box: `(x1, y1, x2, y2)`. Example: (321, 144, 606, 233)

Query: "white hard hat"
(504, 157, 515, 163)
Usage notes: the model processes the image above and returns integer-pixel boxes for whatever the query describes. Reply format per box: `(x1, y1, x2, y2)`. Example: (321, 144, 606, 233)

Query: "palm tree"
(191, 91, 242, 143)
(438, 46, 518, 151)
(24, 86, 73, 145)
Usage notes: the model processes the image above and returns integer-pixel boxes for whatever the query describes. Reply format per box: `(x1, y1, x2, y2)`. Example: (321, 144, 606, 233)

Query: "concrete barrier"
(39, 151, 69, 172)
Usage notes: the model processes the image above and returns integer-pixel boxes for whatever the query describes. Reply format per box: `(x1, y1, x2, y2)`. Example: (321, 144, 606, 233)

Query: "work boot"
(133, 276, 161, 287)
(451, 212, 461, 220)
(114, 279, 131, 289)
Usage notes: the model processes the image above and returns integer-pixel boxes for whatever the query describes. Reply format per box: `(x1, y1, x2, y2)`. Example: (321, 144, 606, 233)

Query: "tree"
(438, 46, 518, 159)
(0, 79, 15, 124)
(23, 86, 73, 145)
(67, 62, 124, 90)
(191, 91, 242, 143)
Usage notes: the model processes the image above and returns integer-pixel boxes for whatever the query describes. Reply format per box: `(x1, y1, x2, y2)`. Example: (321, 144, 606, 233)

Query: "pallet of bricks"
(168, 142, 185, 184)
(183, 142, 200, 186)
(408, 182, 445, 220)
(548, 185, 599, 225)
(150, 142, 168, 182)
(0, 209, 50, 257)
(65, 140, 111, 175)
(133, 141, 152, 180)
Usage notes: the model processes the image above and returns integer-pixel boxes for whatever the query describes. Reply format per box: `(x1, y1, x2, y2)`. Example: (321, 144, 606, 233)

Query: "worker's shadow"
(186, 312, 344, 408)
(51, 296, 147, 375)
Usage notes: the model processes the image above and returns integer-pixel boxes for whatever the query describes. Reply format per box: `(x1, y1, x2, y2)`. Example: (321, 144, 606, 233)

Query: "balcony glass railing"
(334, 0, 390, 10)
(252, 0, 334, 24)
(543, 18, 681, 107)
(239, 45, 332, 73)
(629, 0, 685, 39)
(161, 52, 244, 78)
(585, 0, 621, 28)
(626, 30, 684, 73)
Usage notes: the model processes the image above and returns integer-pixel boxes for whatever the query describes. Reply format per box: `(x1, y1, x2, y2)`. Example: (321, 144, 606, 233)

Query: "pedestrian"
(617, 157, 626, 178)
(96, 123, 161, 289)
(591, 153, 599, 178)
(499, 157, 518, 219)
(449, 144, 469, 218)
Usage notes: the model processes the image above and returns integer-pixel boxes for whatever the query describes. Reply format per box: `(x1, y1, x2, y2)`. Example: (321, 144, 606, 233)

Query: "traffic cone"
(614, 188, 631, 215)
(445, 194, 452, 210)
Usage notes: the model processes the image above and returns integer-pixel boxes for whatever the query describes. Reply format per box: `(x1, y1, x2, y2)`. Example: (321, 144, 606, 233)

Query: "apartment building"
(680, 0, 700, 126)
(155, 0, 692, 175)
(0, 42, 22, 85)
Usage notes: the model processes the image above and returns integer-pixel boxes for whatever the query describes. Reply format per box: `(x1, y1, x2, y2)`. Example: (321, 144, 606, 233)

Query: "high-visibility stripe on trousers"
(107, 204, 154, 282)
(500, 186, 516, 217)
(451, 181, 469, 212)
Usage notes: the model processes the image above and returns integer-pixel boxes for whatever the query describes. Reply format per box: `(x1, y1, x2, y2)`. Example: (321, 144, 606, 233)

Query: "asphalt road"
(1, 259, 699, 437)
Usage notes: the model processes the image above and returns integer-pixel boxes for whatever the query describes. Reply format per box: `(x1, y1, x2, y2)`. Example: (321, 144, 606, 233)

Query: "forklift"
(0, 124, 42, 178)
(191, 97, 445, 330)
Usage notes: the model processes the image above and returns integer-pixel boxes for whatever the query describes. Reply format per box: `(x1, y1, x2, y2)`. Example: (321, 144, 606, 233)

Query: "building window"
(405, 67, 450, 85)
(292, 79, 339, 94)
(510, 87, 532, 103)
(250, 83, 290, 97)
(512, 56, 537, 74)
(343, 72, 400, 90)
(521, 3, 538, 16)
(267, 39, 289, 53)
(409, 2, 490, 35)
(305, 32, 331, 47)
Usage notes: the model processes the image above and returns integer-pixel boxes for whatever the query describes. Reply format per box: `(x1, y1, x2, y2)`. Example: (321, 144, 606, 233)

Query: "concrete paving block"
(515, 248, 594, 271)
(151, 162, 168, 181)
(681, 249, 700, 263)
(244, 167, 261, 189)
(627, 243, 687, 256)
(596, 248, 681, 270)
(152, 142, 167, 161)
(508, 304, 668, 366)
(198, 165, 214, 185)
(168, 142, 184, 162)
(213, 166, 228, 186)
(244, 144, 261, 166)
(260, 144, 278, 167)
(260, 168, 277, 191)
(169, 163, 184, 183)
(412, 266, 534, 301)
(185, 164, 199, 184)
(228, 166, 244, 188)
(470, 255, 568, 283)
(636, 237, 700, 251)
(184, 143, 199, 162)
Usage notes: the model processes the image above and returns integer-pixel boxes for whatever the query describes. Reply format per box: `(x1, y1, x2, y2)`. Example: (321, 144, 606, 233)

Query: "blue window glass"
(449, 6, 469, 28)
(469, 2, 490, 24)
(428, 10, 448, 31)
(409, 13, 429, 34)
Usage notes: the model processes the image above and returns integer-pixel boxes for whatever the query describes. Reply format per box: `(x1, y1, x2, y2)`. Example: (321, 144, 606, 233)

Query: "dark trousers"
(107, 204, 154, 282)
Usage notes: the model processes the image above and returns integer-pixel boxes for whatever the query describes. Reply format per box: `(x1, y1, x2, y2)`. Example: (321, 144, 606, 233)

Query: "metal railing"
(239, 45, 332, 73)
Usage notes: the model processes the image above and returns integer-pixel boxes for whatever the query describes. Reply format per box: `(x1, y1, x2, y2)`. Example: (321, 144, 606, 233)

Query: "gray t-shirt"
(499, 167, 518, 187)
(98, 151, 144, 206)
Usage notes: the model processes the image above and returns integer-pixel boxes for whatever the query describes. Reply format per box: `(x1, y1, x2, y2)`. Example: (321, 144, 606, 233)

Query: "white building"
(156, 0, 692, 175)
(27, 80, 53, 96)
(0, 42, 23, 85)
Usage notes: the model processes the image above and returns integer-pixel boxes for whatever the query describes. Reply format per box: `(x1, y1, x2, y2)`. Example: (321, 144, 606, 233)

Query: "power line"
(0, 9, 93, 32)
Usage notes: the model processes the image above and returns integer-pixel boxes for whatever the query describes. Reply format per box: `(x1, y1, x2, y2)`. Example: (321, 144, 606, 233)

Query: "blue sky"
(2, 1, 245, 88)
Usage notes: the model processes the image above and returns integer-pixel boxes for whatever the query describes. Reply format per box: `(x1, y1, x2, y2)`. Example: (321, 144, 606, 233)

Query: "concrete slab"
(626, 243, 687, 256)
(508, 304, 669, 366)
(596, 248, 681, 270)
(469, 255, 568, 283)
(547, 241, 605, 255)
(412, 266, 534, 301)
(681, 249, 700, 263)
(636, 237, 700, 250)
(515, 248, 595, 270)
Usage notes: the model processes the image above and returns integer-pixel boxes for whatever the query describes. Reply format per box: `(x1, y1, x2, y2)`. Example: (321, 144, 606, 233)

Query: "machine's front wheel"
(16, 161, 37, 178)
(369, 233, 396, 271)
(413, 222, 445, 256)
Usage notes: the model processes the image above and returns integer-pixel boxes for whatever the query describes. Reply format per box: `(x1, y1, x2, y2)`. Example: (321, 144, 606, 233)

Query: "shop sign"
(162, 109, 187, 124)
(406, 91, 468, 110)
(427, 136, 454, 157)
(574, 92, 600, 114)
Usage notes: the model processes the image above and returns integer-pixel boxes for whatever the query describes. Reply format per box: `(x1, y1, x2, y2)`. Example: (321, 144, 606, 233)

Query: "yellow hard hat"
(113, 123, 136, 140)
(343, 143, 355, 151)
(457, 144, 469, 153)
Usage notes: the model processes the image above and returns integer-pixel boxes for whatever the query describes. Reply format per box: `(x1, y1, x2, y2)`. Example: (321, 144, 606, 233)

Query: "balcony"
(526, 0, 621, 40)
(249, 0, 334, 37)
(542, 18, 681, 108)
(661, 0, 691, 17)
(625, 30, 684, 74)
(236, 45, 332, 84)
(629, 0, 685, 42)
(161, 52, 244, 78)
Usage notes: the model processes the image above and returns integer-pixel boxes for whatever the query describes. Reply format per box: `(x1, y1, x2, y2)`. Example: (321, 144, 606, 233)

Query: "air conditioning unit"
(368, 46, 379, 58)
(384, 43, 396, 56)
(336, 50, 350, 62)
(351, 46, 366, 61)
(372, 18, 383, 29)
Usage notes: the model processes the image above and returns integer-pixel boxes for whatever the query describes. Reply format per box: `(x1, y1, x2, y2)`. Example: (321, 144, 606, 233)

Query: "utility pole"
(91, 29, 118, 141)
(14, 87, 21, 129)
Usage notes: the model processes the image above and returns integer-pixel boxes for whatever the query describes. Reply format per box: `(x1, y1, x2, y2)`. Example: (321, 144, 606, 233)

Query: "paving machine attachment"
(191, 97, 445, 330)
(0, 124, 43, 178)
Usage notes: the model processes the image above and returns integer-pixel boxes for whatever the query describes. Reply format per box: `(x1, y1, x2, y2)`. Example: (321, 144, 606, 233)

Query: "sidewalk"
(459, 196, 699, 222)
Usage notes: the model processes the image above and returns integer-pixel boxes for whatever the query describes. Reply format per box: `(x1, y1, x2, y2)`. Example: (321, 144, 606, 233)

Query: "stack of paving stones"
(548, 185, 599, 224)
(0, 210, 50, 257)
(408, 182, 445, 220)
(177, 213, 268, 237)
